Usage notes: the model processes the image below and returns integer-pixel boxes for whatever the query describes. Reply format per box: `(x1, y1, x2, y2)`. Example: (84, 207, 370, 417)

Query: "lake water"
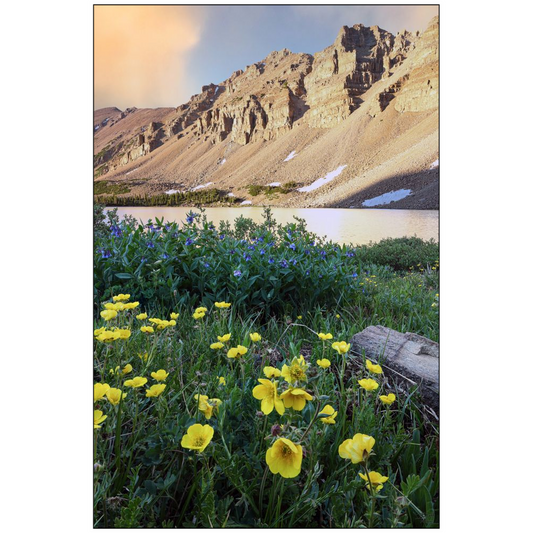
(109, 207, 439, 246)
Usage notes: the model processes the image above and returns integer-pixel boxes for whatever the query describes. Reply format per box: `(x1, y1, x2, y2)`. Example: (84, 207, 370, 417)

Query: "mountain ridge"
(94, 16, 439, 209)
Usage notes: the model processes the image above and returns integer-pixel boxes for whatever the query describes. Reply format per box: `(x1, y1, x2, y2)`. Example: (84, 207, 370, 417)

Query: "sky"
(94, 5, 438, 111)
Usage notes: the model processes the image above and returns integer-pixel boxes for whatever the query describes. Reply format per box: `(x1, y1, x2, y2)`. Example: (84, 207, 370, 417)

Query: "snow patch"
(240, 200, 252, 205)
(429, 159, 439, 169)
(191, 182, 213, 191)
(227, 193, 235, 197)
(297, 165, 347, 193)
(94, 125, 99, 131)
(215, 86, 220, 94)
(269, 182, 281, 187)
(165, 189, 180, 195)
(126, 168, 138, 175)
(284, 151, 297, 162)
(219, 159, 226, 165)
(362, 189, 412, 207)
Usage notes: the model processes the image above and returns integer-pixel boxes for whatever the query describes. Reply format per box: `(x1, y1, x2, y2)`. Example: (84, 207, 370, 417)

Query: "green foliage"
(355, 237, 439, 272)
(95, 189, 237, 207)
(94, 208, 439, 339)
(94, 180, 132, 196)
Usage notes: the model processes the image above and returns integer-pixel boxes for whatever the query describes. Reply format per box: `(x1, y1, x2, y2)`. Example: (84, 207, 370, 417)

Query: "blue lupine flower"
(306, 270, 310, 276)
(229, 249, 236, 255)
(110, 225, 122, 237)
(208, 224, 215, 230)
(204, 262, 210, 268)
(162, 253, 169, 259)
(248, 245, 255, 251)
(268, 242, 275, 247)
(304, 249, 310, 255)
(310, 241, 315, 247)
(260, 248, 266, 255)
(320, 251, 327, 257)
(291, 259, 297, 265)
(280, 260, 288, 268)
(146, 241, 155, 249)
(258, 236, 264, 242)
(268, 258, 275, 264)
(243, 254, 251, 262)
(219, 234, 225, 240)
(165, 224, 171, 231)
(172, 232, 179, 238)
(100, 249, 112, 259)
(140, 256, 147, 263)
(289, 243, 296, 250)
(233, 269, 242, 277)
(352, 272, 358, 278)
(185, 238, 194, 246)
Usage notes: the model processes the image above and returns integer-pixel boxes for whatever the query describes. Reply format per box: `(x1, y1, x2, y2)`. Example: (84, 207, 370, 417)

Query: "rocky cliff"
(94, 16, 439, 209)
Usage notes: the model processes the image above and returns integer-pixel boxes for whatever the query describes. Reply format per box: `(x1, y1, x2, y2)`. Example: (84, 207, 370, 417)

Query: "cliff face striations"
(94, 17, 439, 209)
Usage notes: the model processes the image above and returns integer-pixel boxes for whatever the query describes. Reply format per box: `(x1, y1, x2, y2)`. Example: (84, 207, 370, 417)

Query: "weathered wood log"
(350, 325, 439, 414)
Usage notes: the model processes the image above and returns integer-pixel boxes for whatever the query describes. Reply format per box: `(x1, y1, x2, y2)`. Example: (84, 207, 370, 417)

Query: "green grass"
(93, 304, 438, 528)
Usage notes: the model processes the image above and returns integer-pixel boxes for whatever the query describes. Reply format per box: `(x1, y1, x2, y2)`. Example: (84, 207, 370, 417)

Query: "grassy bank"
(93, 206, 439, 527)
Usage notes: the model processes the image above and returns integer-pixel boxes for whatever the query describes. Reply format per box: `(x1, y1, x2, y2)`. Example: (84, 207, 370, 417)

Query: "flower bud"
(271, 424, 282, 436)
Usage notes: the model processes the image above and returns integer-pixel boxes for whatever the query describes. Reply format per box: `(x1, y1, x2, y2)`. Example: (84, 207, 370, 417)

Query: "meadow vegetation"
(93, 206, 439, 527)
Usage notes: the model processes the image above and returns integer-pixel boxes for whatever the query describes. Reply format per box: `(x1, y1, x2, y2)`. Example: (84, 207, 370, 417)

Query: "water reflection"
(109, 206, 439, 246)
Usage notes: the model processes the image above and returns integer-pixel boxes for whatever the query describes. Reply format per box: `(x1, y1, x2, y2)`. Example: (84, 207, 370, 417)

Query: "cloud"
(94, 6, 206, 110)
(290, 5, 438, 39)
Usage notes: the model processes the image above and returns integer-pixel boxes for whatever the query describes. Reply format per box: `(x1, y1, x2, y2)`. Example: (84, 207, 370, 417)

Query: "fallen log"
(350, 325, 439, 414)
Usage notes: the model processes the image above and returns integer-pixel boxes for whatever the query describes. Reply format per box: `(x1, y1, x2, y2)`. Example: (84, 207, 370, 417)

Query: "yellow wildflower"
(151, 369, 169, 382)
(210, 342, 224, 350)
(122, 364, 133, 375)
(263, 366, 281, 378)
(106, 388, 127, 406)
(170, 312, 179, 319)
(336, 314, 340, 319)
(332, 341, 350, 354)
(316, 358, 331, 369)
(136, 313, 148, 320)
(217, 333, 231, 343)
(149, 318, 162, 325)
(181, 423, 214, 453)
(104, 302, 124, 311)
(338, 433, 375, 464)
(94, 327, 106, 336)
(116, 328, 131, 340)
(365, 360, 383, 374)
(124, 376, 148, 388)
(297, 315, 302, 319)
(194, 394, 222, 419)
(249, 332, 262, 342)
(266, 438, 303, 478)
(96, 330, 119, 342)
(318, 332, 333, 340)
(281, 355, 308, 384)
(218, 376, 226, 386)
(379, 393, 396, 405)
(214, 301, 231, 308)
(141, 326, 154, 334)
(100, 310, 117, 321)
(138, 352, 149, 362)
(146, 384, 166, 398)
(359, 471, 389, 492)
(358, 378, 379, 392)
(193, 311, 205, 320)
(227, 345, 248, 359)
(123, 302, 140, 310)
(280, 387, 313, 411)
(318, 404, 338, 424)
(94, 383, 110, 403)
(195, 307, 208, 313)
(112, 294, 130, 302)
(252, 379, 285, 415)
(94, 410, 107, 429)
